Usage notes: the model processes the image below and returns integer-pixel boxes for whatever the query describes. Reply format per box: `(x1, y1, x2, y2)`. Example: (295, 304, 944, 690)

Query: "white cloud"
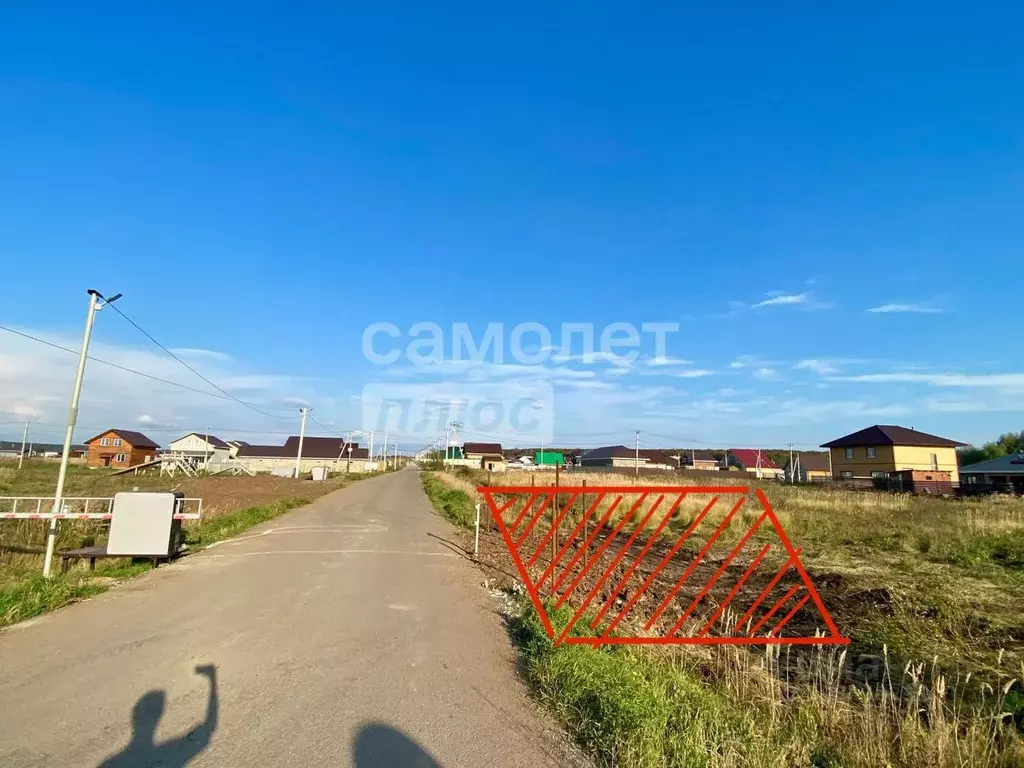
(866, 304, 943, 314)
(645, 356, 693, 367)
(794, 359, 838, 375)
(752, 292, 809, 308)
(729, 361, 746, 369)
(676, 369, 714, 379)
(168, 348, 234, 362)
(832, 372, 1024, 388)
(754, 367, 778, 380)
(0, 326, 329, 446)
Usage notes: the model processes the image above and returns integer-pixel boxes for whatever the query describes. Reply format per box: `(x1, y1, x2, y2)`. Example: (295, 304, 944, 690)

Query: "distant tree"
(957, 430, 1024, 466)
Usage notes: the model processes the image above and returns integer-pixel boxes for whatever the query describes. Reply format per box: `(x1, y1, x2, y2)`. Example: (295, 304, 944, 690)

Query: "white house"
(166, 432, 232, 471)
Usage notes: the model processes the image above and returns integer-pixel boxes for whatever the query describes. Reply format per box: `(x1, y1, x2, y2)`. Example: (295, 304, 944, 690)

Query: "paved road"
(0, 469, 575, 767)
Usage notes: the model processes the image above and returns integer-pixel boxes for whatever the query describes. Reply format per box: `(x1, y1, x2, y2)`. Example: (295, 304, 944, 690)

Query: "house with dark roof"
(958, 453, 1024, 494)
(727, 449, 784, 480)
(784, 452, 832, 483)
(580, 445, 646, 469)
(235, 436, 370, 473)
(821, 425, 965, 483)
(84, 429, 159, 469)
(461, 442, 506, 472)
(683, 450, 720, 472)
(637, 449, 678, 470)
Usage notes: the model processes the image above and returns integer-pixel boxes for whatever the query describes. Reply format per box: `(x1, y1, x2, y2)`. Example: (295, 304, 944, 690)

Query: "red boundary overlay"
(479, 485, 850, 647)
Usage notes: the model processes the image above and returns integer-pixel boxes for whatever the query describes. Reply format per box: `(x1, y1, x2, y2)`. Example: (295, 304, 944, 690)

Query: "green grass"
(0, 572, 107, 627)
(420, 472, 476, 529)
(508, 597, 1023, 768)
(510, 599, 789, 767)
(190, 498, 309, 546)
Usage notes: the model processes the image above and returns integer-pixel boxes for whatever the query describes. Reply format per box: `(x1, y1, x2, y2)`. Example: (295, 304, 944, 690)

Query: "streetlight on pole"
(43, 289, 121, 577)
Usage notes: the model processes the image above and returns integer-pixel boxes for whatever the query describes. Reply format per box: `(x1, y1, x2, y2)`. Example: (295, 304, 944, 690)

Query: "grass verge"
(421, 472, 476, 529)
(190, 498, 308, 547)
(509, 597, 1023, 768)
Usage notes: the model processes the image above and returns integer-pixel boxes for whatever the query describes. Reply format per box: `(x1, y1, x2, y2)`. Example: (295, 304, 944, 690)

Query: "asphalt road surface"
(0, 469, 577, 767)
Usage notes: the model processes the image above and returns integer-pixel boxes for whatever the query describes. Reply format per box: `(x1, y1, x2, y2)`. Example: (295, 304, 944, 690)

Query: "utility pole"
(368, 430, 375, 470)
(788, 443, 795, 483)
(44, 289, 120, 577)
(295, 407, 309, 478)
(18, 421, 29, 469)
(394, 443, 398, 469)
(382, 431, 388, 468)
(635, 430, 640, 477)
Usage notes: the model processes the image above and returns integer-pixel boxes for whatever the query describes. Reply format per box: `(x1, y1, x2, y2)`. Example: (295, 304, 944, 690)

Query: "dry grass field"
(426, 467, 1024, 767)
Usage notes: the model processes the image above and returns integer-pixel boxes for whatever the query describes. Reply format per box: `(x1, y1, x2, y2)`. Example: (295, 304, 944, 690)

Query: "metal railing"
(0, 496, 204, 520)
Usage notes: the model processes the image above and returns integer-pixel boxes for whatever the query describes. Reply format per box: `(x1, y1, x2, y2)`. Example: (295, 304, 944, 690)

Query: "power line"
(307, 414, 347, 437)
(0, 325, 293, 413)
(102, 302, 295, 420)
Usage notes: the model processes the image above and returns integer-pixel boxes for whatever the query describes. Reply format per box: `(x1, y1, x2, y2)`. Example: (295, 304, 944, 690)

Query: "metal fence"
(0, 496, 204, 520)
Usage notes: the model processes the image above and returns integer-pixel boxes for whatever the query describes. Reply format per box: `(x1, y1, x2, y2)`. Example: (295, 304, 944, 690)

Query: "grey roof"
(960, 453, 1024, 475)
(822, 425, 964, 449)
(581, 445, 640, 461)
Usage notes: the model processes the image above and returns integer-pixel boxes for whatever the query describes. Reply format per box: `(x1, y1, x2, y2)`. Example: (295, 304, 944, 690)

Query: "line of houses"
(79, 428, 376, 476)
(442, 424, 1024, 495)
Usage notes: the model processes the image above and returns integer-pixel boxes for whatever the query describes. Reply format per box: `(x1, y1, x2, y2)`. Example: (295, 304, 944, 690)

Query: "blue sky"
(1, 3, 1022, 451)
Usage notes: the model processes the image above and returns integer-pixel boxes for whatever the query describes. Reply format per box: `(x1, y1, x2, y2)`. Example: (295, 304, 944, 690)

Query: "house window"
(840, 470, 854, 479)
(930, 453, 938, 470)
(113, 438, 122, 447)
(114, 453, 126, 463)
(844, 448, 854, 459)
(100, 438, 111, 447)
(866, 447, 876, 459)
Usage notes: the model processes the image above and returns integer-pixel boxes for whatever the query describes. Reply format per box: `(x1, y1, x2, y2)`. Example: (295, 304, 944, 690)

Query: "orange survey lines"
(479, 484, 849, 647)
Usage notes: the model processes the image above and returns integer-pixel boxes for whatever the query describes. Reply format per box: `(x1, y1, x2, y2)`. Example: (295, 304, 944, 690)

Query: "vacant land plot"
(425, 468, 1024, 767)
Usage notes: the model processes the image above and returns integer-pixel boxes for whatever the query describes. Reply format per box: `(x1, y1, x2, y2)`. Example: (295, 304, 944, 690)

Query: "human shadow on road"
(97, 664, 218, 768)
(353, 722, 440, 767)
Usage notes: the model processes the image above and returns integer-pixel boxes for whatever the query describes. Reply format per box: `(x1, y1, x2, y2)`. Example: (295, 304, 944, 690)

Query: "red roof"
(729, 449, 779, 470)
